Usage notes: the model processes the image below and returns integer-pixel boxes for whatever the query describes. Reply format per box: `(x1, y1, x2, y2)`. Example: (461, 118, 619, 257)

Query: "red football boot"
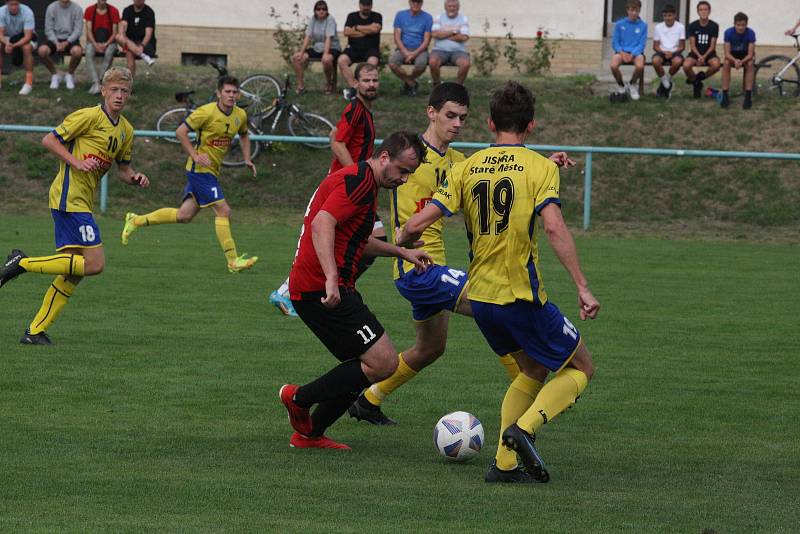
(289, 432, 351, 450)
(279, 384, 312, 436)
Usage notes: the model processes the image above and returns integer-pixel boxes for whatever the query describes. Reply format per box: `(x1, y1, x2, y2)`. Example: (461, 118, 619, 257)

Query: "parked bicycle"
(754, 33, 800, 98)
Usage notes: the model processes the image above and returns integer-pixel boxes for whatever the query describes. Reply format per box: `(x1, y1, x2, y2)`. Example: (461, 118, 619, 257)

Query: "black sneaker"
(484, 462, 541, 484)
(720, 93, 730, 108)
(20, 329, 54, 346)
(1, 249, 27, 288)
(501, 424, 550, 482)
(743, 97, 752, 109)
(693, 80, 703, 98)
(655, 83, 665, 98)
(347, 394, 397, 425)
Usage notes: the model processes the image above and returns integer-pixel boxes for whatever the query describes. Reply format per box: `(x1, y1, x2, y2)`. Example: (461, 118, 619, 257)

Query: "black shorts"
(342, 47, 380, 63)
(688, 50, 718, 61)
(306, 48, 341, 61)
(293, 288, 385, 361)
(8, 33, 36, 66)
(730, 50, 751, 61)
(652, 51, 684, 62)
(44, 40, 81, 55)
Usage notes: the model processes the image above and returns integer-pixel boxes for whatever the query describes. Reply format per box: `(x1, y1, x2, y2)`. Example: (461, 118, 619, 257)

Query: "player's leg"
(721, 57, 732, 107)
(212, 200, 258, 272)
(742, 57, 754, 108)
(292, 50, 309, 93)
(455, 53, 470, 85)
(122, 196, 189, 245)
(652, 53, 665, 78)
(67, 44, 82, 75)
(407, 51, 429, 95)
(338, 52, 355, 89)
(669, 54, 683, 76)
(322, 51, 337, 93)
(20, 42, 34, 94)
(125, 48, 137, 79)
(683, 55, 697, 81)
(705, 56, 721, 79)
(100, 42, 118, 82)
(609, 53, 625, 89)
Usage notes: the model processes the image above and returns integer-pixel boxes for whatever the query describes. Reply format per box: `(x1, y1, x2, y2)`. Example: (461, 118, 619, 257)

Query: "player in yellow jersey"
(397, 81, 599, 483)
(120, 75, 259, 273)
(348, 83, 575, 427)
(1, 67, 150, 345)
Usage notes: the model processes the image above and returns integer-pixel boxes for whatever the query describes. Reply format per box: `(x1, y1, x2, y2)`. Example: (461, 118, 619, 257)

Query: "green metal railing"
(3, 124, 799, 230)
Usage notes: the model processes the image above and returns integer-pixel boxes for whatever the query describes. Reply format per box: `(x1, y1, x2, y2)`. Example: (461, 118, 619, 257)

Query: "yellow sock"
(215, 217, 238, 263)
(20, 254, 84, 277)
(364, 352, 417, 406)
(498, 353, 520, 381)
(517, 367, 588, 435)
(495, 373, 544, 470)
(29, 276, 76, 334)
(133, 208, 178, 227)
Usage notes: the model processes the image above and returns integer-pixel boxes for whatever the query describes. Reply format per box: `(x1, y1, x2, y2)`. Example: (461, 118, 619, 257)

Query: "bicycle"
(754, 33, 800, 98)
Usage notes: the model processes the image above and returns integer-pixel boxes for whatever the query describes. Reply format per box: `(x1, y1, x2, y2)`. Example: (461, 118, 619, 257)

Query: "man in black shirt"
(338, 0, 382, 100)
(115, 0, 156, 78)
(683, 0, 720, 98)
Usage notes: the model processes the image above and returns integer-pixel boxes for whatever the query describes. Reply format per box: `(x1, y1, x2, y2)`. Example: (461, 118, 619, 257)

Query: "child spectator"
(609, 0, 647, 101)
(0, 0, 36, 95)
(38, 0, 83, 90)
(683, 1, 720, 98)
(651, 3, 684, 99)
(721, 12, 755, 109)
(83, 0, 120, 95)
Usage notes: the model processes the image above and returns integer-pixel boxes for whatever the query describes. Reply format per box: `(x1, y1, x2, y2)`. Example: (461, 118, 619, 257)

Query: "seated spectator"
(609, 0, 647, 101)
(651, 4, 684, 99)
(338, 0, 382, 100)
(293, 0, 341, 95)
(721, 12, 755, 109)
(115, 0, 156, 79)
(0, 0, 36, 95)
(429, 0, 470, 86)
(388, 0, 433, 96)
(684, 1, 721, 98)
(84, 0, 120, 95)
(38, 0, 83, 90)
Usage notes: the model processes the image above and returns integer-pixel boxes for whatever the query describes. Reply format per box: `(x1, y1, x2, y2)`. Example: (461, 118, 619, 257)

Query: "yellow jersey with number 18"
(49, 105, 134, 213)
(390, 139, 465, 279)
(431, 144, 560, 306)
(183, 102, 248, 177)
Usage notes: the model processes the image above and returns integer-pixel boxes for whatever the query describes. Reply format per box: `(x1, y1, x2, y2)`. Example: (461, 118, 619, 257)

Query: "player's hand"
(404, 52, 415, 63)
(73, 157, 103, 172)
(245, 160, 257, 177)
(131, 172, 150, 187)
(402, 248, 432, 273)
(394, 226, 420, 248)
(56, 41, 67, 52)
(3, 43, 12, 54)
(621, 52, 632, 63)
(321, 278, 341, 308)
(577, 287, 600, 320)
(549, 152, 576, 169)
(734, 59, 742, 69)
(697, 56, 706, 66)
(192, 153, 212, 167)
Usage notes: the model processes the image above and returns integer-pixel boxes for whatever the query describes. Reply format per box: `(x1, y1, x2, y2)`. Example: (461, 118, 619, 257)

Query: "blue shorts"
(183, 171, 224, 207)
(395, 264, 468, 321)
(51, 209, 102, 251)
(470, 299, 581, 372)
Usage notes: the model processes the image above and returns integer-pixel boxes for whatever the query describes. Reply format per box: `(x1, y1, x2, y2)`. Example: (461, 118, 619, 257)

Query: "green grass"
(1, 215, 798, 532)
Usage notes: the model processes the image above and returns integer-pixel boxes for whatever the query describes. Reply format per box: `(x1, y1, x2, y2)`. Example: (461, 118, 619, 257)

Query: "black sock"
(295, 358, 371, 408)
(310, 391, 360, 437)
(697, 71, 706, 82)
(744, 90, 752, 101)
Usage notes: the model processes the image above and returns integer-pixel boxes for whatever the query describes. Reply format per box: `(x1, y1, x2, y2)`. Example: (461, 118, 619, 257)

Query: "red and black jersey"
(289, 161, 378, 299)
(329, 98, 375, 174)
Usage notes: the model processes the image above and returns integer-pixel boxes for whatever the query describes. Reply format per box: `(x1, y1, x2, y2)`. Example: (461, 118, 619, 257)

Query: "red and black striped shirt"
(289, 161, 378, 299)
(329, 97, 375, 174)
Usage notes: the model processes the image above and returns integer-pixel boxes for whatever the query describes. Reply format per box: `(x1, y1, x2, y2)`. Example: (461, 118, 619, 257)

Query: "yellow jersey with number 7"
(183, 102, 248, 177)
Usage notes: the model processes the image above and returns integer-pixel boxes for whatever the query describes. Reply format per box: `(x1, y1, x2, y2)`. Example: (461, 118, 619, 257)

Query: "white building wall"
(687, 0, 798, 46)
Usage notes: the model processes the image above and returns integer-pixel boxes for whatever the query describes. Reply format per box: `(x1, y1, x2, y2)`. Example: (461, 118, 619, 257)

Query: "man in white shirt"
(651, 3, 685, 98)
(428, 0, 470, 85)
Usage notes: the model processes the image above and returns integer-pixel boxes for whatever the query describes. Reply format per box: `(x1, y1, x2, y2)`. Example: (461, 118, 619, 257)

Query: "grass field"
(1, 214, 798, 532)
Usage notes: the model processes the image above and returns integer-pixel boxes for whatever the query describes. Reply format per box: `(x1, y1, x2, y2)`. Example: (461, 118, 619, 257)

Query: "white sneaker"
(88, 82, 101, 95)
(18, 83, 32, 96)
(140, 53, 156, 66)
(64, 73, 75, 90)
(50, 74, 62, 89)
(627, 82, 640, 101)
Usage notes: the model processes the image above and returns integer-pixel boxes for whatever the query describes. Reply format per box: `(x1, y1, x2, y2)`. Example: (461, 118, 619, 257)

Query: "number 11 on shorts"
(357, 325, 376, 344)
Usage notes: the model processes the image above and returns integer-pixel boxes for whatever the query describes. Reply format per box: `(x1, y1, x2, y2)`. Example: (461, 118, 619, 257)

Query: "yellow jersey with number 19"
(431, 144, 560, 306)
(49, 105, 134, 213)
(390, 139, 465, 279)
(183, 102, 248, 177)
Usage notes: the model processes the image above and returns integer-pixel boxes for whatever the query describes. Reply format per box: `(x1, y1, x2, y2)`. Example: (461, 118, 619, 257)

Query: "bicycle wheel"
(239, 74, 282, 117)
(223, 130, 261, 167)
(754, 55, 800, 98)
(287, 112, 334, 149)
(155, 107, 190, 144)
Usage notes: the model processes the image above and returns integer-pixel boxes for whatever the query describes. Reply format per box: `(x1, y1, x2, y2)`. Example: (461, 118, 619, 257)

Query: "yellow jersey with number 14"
(183, 102, 248, 177)
(390, 139, 465, 279)
(431, 144, 560, 306)
(49, 105, 134, 213)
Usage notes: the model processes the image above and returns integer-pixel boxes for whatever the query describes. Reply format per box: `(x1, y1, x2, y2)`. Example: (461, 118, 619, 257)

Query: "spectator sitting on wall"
(721, 11, 755, 109)
(84, 0, 120, 95)
(0, 0, 37, 95)
(609, 0, 647, 101)
(388, 0, 433, 97)
(293, 0, 342, 95)
(683, 0, 721, 99)
(115, 0, 156, 79)
(651, 3, 684, 99)
(339, 0, 382, 100)
(38, 0, 83, 90)
(429, 0, 470, 86)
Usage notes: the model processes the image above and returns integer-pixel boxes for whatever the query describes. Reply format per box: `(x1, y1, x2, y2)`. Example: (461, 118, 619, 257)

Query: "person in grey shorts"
(388, 0, 432, 96)
(429, 0, 470, 85)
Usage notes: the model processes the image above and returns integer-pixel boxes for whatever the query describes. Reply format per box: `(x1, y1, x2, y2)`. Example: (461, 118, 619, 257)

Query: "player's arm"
(141, 26, 153, 49)
(394, 28, 409, 56)
(116, 162, 149, 187)
(311, 210, 341, 308)
(704, 36, 717, 59)
(549, 152, 576, 168)
(743, 41, 755, 64)
(176, 122, 211, 168)
(363, 235, 432, 270)
(331, 139, 354, 167)
(723, 41, 734, 62)
(540, 203, 599, 320)
(676, 37, 685, 54)
(395, 202, 445, 247)
(42, 132, 101, 173)
(239, 132, 256, 177)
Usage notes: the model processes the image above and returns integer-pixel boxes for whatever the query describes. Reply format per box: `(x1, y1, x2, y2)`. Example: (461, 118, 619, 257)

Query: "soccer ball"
(433, 411, 484, 462)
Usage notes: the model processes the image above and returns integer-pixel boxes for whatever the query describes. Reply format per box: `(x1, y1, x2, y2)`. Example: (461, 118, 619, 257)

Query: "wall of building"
(687, 0, 798, 47)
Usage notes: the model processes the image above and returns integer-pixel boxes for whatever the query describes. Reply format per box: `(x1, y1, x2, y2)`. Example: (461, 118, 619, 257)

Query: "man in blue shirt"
(0, 0, 37, 95)
(721, 12, 755, 109)
(609, 0, 647, 101)
(388, 0, 433, 96)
